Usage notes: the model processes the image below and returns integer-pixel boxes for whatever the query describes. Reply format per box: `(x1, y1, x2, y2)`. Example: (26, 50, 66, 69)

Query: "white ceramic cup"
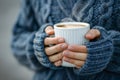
(54, 22, 90, 67)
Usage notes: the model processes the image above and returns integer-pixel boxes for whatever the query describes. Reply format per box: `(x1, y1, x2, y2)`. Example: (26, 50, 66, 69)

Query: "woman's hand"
(44, 26, 68, 67)
(63, 29, 100, 68)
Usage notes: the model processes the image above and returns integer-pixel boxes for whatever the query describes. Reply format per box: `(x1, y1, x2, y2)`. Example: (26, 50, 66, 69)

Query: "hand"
(44, 26, 68, 66)
(63, 29, 100, 68)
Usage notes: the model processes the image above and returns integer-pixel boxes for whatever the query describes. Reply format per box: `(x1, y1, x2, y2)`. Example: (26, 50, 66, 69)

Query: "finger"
(63, 57, 85, 67)
(76, 66, 81, 69)
(45, 26, 54, 35)
(49, 52, 63, 62)
(44, 37, 65, 45)
(63, 50, 87, 61)
(45, 43, 68, 56)
(68, 45, 87, 53)
(85, 29, 100, 40)
(54, 60, 62, 67)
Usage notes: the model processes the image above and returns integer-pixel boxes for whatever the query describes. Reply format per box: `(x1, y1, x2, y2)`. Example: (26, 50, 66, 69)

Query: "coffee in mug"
(54, 22, 90, 67)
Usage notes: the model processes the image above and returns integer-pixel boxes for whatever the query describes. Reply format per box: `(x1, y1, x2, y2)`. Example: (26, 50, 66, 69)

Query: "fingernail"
(63, 51, 69, 55)
(58, 38, 64, 43)
(61, 44, 67, 49)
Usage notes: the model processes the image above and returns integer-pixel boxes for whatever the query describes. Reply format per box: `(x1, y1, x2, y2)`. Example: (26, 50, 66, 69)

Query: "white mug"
(54, 22, 90, 67)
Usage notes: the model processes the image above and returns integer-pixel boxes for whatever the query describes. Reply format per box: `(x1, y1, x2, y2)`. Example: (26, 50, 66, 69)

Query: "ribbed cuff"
(34, 31, 62, 70)
(73, 26, 114, 75)
(25, 32, 45, 70)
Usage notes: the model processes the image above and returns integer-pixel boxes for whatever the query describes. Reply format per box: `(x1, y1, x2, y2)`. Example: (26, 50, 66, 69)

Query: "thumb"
(45, 26, 54, 35)
(85, 29, 100, 40)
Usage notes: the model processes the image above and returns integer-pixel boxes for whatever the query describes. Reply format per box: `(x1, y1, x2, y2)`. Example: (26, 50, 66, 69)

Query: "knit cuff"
(33, 31, 62, 70)
(73, 26, 114, 75)
(26, 32, 45, 70)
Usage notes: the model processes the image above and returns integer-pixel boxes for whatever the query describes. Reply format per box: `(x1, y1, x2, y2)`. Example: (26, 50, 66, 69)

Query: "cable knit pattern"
(98, 0, 114, 27)
(11, 0, 120, 80)
(72, 0, 115, 28)
(72, 0, 95, 22)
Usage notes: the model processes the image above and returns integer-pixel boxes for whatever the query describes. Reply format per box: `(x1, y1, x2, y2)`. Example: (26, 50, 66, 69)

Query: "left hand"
(63, 29, 100, 68)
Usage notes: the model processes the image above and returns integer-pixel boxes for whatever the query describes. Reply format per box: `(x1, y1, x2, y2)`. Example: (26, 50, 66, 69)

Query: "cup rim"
(54, 22, 90, 30)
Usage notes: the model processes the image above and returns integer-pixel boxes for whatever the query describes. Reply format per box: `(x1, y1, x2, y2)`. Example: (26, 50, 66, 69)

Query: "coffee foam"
(57, 24, 86, 28)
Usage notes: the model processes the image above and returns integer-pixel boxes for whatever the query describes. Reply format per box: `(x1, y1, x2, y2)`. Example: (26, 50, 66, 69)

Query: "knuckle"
(45, 37, 54, 45)
(44, 38, 48, 44)
(45, 47, 50, 55)
(93, 29, 99, 34)
(48, 56, 52, 61)
(54, 37, 59, 43)
(69, 59, 74, 64)
(49, 38, 56, 44)
(57, 53, 62, 59)
(93, 29, 97, 34)
(49, 56, 54, 62)
(47, 37, 58, 44)
(55, 44, 61, 51)
(90, 29, 95, 33)
(78, 61, 85, 66)
(49, 53, 61, 62)
(91, 29, 95, 31)
(71, 53, 76, 58)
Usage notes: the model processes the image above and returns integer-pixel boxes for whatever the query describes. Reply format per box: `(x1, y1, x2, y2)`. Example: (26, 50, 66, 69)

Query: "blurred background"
(0, 0, 34, 80)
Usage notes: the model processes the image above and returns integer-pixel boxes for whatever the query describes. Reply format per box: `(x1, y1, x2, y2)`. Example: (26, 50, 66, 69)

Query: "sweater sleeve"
(33, 24, 63, 70)
(73, 25, 120, 75)
(104, 5, 120, 73)
(11, 0, 52, 71)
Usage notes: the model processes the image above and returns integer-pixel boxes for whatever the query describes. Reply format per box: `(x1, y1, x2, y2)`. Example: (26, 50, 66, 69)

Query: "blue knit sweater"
(11, 0, 120, 80)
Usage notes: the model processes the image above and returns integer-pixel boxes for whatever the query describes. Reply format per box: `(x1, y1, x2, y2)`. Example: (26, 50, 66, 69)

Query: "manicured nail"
(58, 38, 64, 43)
(61, 44, 67, 49)
(63, 51, 69, 55)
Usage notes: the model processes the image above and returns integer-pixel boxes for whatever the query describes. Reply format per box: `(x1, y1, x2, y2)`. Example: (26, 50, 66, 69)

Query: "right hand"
(44, 26, 68, 66)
